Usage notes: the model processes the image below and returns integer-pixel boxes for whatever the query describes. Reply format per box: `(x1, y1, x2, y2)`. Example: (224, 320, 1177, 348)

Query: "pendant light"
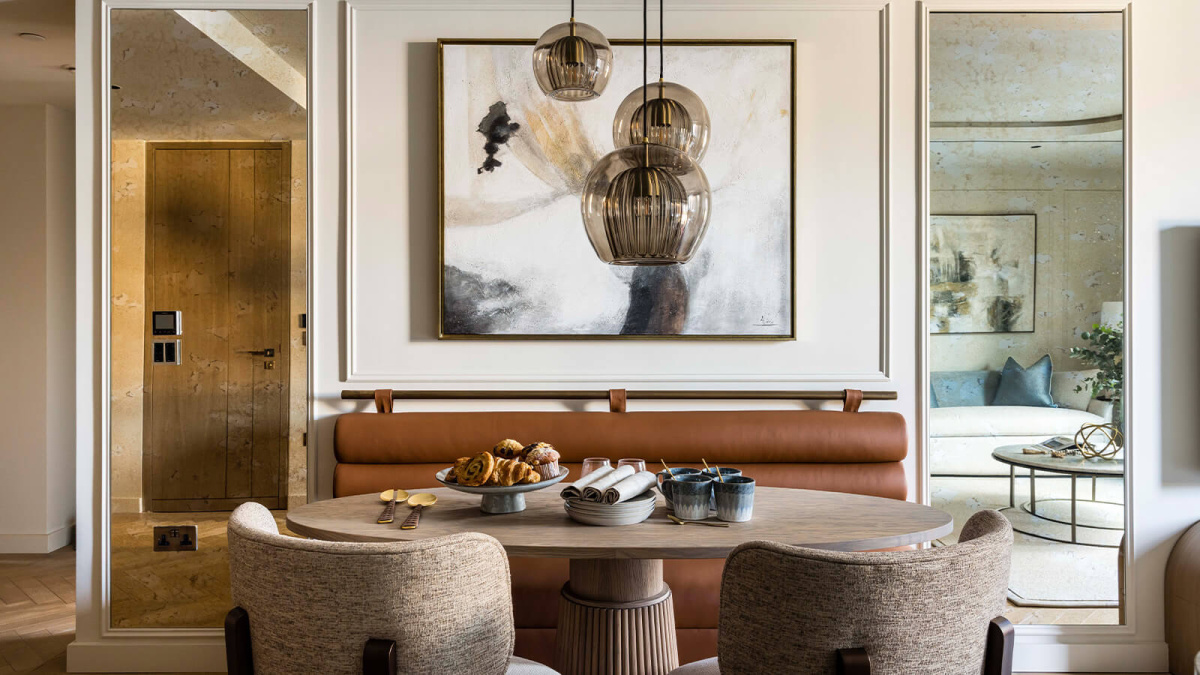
(611, 0, 710, 162)
(579, 0, 711, 265)
(532, 0, 613, 101)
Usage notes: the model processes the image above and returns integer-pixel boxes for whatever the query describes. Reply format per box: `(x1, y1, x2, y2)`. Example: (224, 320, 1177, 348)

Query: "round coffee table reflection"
(991, 444, 1124, 548)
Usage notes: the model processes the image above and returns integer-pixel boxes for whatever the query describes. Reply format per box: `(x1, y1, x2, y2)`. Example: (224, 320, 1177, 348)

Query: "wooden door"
(143, 142, 290, 512)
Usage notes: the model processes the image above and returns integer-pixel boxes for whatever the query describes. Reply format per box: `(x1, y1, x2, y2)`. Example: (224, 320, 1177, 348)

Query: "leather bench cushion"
(334, 410, 907, 465)
(333, 461, 908, 502)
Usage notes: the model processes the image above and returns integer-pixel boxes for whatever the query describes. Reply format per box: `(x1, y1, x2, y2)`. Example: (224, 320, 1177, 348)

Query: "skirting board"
(65, 635, 1168, 673)
(67, 638, 226, 673)
(0, 525, 73, 554)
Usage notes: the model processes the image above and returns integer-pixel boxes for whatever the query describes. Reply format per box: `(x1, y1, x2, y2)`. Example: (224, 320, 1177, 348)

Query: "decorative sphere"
(580, 143, 711, 265)
(1074, 423, 1124, 461)
(532, 20, 613, 101)
(613, 81, 711, 162)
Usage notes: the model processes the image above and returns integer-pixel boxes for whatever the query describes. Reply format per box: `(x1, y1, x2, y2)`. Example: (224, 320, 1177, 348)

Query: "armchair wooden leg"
(984, 616, 1015, 675)
(836, 647, 871, 675)
(363, 638, 397, 675)
(224, 607, 254, 675)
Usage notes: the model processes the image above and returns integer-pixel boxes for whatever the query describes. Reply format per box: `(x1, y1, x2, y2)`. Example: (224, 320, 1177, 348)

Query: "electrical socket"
(153, 525, 199, 552)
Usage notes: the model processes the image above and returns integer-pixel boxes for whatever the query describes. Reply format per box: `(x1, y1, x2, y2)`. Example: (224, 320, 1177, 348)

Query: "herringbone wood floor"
(0, 547, 1165, 674)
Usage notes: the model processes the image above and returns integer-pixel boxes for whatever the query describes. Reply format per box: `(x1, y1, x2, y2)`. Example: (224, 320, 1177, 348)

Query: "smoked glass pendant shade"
(612, 81, 710, 162)
(580, 143, 711, 265)
(532, 20, 613, 101)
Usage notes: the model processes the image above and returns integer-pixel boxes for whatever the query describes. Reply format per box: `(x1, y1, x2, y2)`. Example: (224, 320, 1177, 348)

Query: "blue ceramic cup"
(656, 467, 702, 509)
(701, 467, 741, 509)
(714, 476, 755, 522)
(671, 474, 714, 521)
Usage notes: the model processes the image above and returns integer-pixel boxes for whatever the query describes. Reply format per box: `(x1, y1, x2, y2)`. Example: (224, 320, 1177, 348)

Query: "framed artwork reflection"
(930, 214, 1037, 334)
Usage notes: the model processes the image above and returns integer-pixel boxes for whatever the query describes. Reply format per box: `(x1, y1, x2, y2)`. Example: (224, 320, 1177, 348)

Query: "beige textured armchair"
(225, 502, 558, 675)
(670, 510, 1015, 675)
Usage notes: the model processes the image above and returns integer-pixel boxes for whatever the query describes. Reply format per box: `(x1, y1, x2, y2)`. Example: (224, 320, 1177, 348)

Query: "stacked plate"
(563, 490, 657, 526)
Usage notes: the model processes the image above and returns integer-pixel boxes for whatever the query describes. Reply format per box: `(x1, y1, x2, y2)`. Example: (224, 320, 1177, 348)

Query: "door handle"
(237, 348, 275, 357)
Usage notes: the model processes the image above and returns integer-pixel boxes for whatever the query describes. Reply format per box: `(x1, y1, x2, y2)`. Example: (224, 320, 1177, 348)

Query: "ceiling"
(111, 9, 307, 141)
(0, 0, 74, 109)
(930, 12, 1123, 142)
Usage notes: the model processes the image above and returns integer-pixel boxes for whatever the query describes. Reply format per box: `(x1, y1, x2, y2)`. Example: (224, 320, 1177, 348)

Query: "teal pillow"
(931, 370, 1001, 407)
(991, 355, 1055, 407)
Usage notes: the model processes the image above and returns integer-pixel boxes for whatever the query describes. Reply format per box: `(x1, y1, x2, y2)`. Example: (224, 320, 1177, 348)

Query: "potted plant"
(1070, 320, 1124, 430)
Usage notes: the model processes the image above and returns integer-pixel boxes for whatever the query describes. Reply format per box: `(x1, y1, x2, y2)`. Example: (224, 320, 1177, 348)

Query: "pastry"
(522, 442, 561, 480)
(522, 471, 542, 484)
(493, 438, 525, 460)
(491, 457, 534, 486)
(457, 452, 495, 487)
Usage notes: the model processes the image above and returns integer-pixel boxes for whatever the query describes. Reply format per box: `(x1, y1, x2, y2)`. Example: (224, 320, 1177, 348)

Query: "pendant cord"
(659, 0, 664, 80)
(570, 0, 574, 19)
(642, 0, 648, 160)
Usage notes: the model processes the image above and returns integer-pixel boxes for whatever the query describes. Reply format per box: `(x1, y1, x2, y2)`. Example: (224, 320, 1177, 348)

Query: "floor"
(0, 545, 1157, 674)
(110, 511, 291, 629)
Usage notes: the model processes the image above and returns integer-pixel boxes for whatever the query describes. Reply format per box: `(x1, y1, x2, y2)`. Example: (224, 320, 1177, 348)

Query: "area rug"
(931, 475, 1124, 607)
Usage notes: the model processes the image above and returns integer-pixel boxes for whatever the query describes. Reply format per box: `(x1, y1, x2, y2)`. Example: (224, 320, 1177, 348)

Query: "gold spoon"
(661, 459, 671, 472)
(400, 493, 438, 530)
(377, 489, 410, 524)
(668, 514, 730, 528)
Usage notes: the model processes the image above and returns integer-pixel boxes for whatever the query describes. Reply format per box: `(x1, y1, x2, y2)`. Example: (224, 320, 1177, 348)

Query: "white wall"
(0, 104, 75, 554)
(71, 0, 1200, 672)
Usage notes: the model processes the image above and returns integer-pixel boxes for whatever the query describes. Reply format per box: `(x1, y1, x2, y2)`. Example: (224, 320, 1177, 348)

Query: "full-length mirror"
(108, 8, 308, 628)
(927, 12, 1126, 626)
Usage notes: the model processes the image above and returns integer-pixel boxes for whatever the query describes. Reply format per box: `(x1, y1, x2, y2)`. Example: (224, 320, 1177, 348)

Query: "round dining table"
(287, 486, 952, 675)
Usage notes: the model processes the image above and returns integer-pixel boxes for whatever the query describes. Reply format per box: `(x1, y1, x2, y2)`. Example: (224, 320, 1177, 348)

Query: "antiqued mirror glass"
(107, 8, 308, 629)
(927, 12, 1126, 626)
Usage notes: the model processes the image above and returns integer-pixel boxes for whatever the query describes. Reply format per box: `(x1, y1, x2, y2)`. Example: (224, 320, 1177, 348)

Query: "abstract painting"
(439, 40, 795, 339)
(930, 215, 1036, 334)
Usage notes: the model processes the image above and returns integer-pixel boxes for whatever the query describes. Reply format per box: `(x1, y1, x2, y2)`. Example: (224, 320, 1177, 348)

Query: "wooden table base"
(554, 559, 680, 675)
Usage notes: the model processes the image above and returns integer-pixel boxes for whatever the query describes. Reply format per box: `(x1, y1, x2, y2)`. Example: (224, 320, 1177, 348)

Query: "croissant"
(457, 452, 495, 487)
(491, 457, 533, 486)
(522, 470, 542, 484)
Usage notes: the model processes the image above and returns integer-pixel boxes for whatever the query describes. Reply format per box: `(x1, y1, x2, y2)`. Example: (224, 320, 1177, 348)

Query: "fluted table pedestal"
(555, 559, 679, 675)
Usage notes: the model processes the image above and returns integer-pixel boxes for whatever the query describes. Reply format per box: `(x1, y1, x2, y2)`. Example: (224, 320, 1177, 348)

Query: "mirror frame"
(95, 0, 315, 637)
(917, 1, 1134, 640)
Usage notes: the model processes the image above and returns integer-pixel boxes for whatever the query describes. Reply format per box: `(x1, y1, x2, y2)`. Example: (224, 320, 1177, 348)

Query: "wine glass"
(617, 458, 646, 473)
(581, 457, 611, 478)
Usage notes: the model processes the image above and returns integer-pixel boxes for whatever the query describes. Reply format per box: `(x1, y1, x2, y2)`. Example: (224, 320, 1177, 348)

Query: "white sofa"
(930, 370, 1111, 476)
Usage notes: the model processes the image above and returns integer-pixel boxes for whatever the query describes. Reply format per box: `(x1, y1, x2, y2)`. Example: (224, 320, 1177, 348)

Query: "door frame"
(141, 141, 293, 512)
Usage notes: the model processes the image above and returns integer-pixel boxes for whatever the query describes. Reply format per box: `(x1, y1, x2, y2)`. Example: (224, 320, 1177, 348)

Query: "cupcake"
(493, 438, 524, 460)
(522, 442, 561, 480)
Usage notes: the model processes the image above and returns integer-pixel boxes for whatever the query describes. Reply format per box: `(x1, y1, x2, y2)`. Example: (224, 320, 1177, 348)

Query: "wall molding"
(343, 0, 894, 385)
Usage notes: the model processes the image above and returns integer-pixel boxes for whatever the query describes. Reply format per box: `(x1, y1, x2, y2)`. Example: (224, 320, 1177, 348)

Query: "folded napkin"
(581, 465, 637, 502)
(601, 470, 658, 504)
(560, 465, 616, 500)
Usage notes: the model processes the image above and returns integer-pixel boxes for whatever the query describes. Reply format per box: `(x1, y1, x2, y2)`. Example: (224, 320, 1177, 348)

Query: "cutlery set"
(377, 489, 438, 529)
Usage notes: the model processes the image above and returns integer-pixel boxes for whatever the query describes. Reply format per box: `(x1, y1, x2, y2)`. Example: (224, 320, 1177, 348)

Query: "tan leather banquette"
(333, 401, 907, 666)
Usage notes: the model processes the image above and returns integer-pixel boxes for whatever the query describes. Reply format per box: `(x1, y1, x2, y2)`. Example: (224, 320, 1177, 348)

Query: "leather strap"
(608, 389, 627, 413)
(374, 389, 394, 414)
(843, 389, 863, 413)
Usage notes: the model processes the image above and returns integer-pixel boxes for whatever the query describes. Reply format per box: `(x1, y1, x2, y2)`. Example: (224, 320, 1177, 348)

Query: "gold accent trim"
(342, 389, 898, 402)
(436, 39, 798, 341)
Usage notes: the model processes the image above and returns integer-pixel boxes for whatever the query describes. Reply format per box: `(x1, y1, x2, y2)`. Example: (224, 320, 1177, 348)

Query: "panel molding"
(343, 0, 893, 384)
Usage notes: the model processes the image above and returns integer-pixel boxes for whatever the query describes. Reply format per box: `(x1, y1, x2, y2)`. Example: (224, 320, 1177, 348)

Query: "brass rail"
(341, 389, 898, 402)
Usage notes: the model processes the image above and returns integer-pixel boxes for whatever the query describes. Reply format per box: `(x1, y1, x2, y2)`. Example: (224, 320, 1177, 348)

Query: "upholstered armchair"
(670, 510, 1015, 675)
(224, 502, 557, 675)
